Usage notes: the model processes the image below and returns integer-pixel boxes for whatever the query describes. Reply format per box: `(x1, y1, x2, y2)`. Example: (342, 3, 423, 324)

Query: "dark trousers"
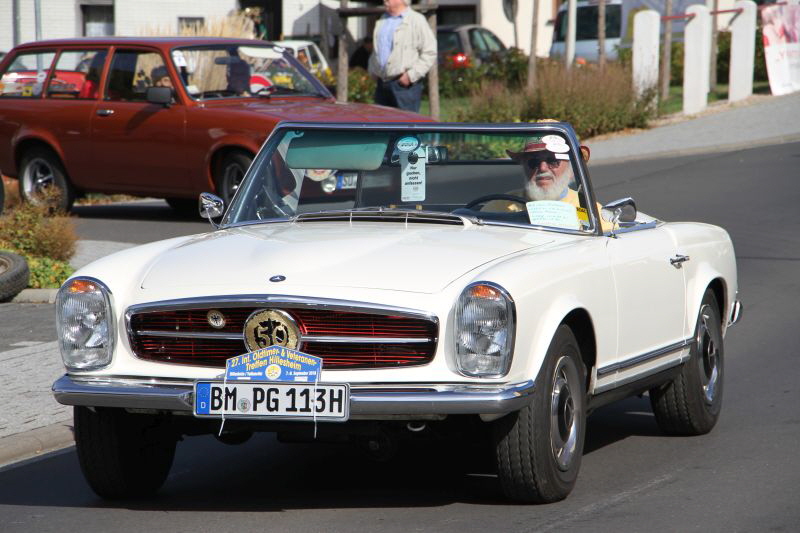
(374, 78, 423, 113)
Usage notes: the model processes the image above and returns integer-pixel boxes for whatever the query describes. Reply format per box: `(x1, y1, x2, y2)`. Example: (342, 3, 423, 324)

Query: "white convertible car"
(53, 122, 741, 503)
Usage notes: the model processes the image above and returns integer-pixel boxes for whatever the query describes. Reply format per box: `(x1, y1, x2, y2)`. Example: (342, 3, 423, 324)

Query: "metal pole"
(598, 0, 606, 68)
(566, 0, 576, 69)
(34, 0, 42, 41)
(660, 0, 674, 102)
(526, 0, 539, 91)
(336, 0, 349, 102)
(12, 0, 20, 47)
(427, 10, 440, 120)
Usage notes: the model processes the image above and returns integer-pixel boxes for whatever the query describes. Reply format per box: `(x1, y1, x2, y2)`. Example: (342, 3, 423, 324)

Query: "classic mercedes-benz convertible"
(53, 122, 740, 503)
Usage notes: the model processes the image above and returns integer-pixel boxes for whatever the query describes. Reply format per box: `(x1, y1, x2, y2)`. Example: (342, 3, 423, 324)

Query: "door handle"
(670, 254, 690, 268)
(96, 109, 114, 116)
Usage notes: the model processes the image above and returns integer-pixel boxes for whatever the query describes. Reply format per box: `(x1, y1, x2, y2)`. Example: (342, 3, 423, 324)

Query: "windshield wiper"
(255, 86, 324, 98)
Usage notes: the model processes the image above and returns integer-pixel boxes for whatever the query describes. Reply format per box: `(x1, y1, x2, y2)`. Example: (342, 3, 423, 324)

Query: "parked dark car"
(0, 37, 430, 212)
(437, 24, 507, 69)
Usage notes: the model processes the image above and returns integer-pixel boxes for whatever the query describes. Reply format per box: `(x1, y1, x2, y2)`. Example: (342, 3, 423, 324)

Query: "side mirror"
(199, 192, 224, 228)
(146, 86, 172, 107)
(601, 197, 637, 227)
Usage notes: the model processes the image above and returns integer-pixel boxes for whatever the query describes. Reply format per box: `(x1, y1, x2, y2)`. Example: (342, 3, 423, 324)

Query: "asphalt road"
(1, 142, 799, 532)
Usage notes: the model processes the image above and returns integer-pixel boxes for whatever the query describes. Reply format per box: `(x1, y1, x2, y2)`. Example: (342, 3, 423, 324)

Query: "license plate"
(194, 382, 349, 421)
(337, 173, 357, 189)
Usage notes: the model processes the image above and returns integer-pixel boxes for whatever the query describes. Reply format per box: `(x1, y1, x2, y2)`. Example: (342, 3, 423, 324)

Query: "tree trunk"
(660, 0, 673, 102)
(709, 0, 719, 92)
(598, 0, 606, 68)
(427, 11, 440, 120)
(527, 0, 539, 91)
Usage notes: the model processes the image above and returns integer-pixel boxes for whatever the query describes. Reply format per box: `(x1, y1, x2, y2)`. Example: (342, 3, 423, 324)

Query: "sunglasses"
(524, 154, 564, 170)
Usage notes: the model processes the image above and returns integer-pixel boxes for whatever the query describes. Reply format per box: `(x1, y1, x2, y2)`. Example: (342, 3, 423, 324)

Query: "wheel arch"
(207, 142, 258, 194)
(14, 137, 67, 177)
(561, 308, 597, 392)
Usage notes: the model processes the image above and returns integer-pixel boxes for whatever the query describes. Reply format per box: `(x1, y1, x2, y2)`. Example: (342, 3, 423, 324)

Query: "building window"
(82, 4, 114, 37)
(179, 17, 205, 32)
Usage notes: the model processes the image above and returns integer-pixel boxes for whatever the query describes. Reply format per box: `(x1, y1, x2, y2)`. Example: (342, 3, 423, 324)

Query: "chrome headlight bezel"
(56, 276, 115, 371)
(453, 281, 516, 378)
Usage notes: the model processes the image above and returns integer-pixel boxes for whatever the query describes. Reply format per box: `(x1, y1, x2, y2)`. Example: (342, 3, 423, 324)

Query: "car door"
(40, 48, 108, 190)
(88, 47, 187, 195)
(602, 225, 688, 386)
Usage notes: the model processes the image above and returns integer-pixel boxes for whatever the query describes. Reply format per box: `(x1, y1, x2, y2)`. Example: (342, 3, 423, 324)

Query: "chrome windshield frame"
(221, 121, 604, 237)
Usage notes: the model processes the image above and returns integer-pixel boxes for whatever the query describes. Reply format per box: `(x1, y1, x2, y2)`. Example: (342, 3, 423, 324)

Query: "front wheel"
(18, 147, 75, 212)
(74, 406, 177, 499)
(215, 151, 252, 205)
(650, 290, 724, 435)
(494, 325, 587, 503)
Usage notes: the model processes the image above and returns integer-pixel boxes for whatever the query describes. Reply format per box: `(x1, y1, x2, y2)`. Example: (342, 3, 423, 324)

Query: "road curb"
(0, 421, 74, 468)
(12, 288, 58, 304)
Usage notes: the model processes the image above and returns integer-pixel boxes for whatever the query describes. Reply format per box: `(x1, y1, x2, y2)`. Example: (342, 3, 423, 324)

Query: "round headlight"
(56, 277, 115, 371)
(454, 282, 515, 377)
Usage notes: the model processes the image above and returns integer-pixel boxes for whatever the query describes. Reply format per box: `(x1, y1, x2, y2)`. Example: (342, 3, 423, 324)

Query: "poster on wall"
(761, 3, 800, 96)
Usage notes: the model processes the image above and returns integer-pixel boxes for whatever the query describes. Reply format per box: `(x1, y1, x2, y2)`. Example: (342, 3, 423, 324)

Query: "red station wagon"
(0, 37, 429, 213)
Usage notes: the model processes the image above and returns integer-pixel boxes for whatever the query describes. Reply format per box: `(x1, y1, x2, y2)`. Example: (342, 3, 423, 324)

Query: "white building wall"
(475, 0, 555, 57)
(116, 0, 238, 35)
(282, 0, 368, 42)
(0, 0, 81, 52)
(0, 0, 239, 54)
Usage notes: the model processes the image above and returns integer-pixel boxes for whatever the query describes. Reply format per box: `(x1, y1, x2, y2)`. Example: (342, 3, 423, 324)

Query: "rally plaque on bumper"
(194, 381, 349, 421)
(192, 345, 350, 421)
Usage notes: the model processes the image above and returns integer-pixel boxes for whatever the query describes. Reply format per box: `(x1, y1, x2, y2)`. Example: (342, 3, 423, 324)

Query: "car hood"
(212, 98, 430, 122)
(140, 222, 561, 294)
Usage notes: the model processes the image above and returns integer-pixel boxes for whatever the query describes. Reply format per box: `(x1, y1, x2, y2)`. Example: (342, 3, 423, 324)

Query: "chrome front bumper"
(52, 375, 535, 417)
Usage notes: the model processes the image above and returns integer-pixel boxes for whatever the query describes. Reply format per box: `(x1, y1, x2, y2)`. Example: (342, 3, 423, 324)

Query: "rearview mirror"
(199, 192, 224, 228)
(601, 197, 637, 226)
(146, 86, 172, 106)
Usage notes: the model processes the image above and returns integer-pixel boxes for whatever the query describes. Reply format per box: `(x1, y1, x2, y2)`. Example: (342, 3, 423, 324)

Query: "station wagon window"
(0, 51, 55, 98)
(105, 50, 168, 102)
(172, 44, 323, 100)
(47, 49, 107, 99)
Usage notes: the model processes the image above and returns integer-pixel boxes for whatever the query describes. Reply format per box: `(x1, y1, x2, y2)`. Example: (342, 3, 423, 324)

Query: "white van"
(549, 0, 706, 62)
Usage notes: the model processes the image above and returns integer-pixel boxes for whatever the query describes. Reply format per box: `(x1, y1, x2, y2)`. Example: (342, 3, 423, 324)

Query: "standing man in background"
(368, 0, 436, 112)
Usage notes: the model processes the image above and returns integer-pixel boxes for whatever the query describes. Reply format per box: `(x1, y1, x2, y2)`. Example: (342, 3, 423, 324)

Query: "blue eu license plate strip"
(194, 381, 349, 421)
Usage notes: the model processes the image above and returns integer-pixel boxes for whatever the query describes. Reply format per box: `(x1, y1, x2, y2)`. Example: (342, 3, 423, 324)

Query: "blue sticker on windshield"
(225, 346, 322, 382)
(396, 136, 420, 152)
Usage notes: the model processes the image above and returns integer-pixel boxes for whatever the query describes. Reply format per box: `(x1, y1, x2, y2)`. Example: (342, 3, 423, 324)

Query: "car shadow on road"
(585, 395, 662, 454)
(0, 399, 667, 512)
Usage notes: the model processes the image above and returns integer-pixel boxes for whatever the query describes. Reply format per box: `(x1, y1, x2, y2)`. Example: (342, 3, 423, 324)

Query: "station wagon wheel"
(494, 325, 587, 503)
(650, 289, 724, 435)
(18, 147, 75, 212)
(215, 151, 253, 205)
(74, 406, 177, 499)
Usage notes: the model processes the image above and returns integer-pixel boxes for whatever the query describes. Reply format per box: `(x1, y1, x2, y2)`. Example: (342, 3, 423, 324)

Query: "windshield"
(171, 44, 326, 100)
(223, 126, 597, 234)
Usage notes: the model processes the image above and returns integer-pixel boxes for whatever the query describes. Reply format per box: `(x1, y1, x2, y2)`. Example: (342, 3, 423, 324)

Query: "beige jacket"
(368, 8, 437, 83)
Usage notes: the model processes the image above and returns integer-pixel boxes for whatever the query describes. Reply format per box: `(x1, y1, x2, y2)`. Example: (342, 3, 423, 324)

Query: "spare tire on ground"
(0, 251, 30, 302)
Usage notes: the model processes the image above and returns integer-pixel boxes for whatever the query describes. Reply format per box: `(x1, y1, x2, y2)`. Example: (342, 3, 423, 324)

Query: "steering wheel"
(464, 194, 528, 210)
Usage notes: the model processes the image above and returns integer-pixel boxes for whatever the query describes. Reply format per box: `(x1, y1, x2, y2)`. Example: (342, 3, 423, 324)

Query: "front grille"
(128, 305, 438, 369)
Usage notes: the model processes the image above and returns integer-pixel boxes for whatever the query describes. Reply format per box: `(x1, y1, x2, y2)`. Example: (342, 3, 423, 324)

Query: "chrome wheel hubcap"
(697, 305, 720, 404)
(22, 157, 55, 199)
(551, 356, 579, 471)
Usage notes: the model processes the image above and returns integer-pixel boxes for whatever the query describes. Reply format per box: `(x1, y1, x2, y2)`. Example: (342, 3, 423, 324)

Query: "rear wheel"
(494, 325, 587, 503)
(18, 147, 75, 212)
(215, 151, 252, 205)
(74, 406, 177, 499)
(650, 290, 724, 435)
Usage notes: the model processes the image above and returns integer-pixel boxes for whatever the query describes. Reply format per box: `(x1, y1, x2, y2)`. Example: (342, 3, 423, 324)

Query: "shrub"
(519, 61, 655, 138)
(454, 81, 524, 122)
(2, 176, 21, 211)
(0, 200, 77, 262)
(26, 257, 74, 289)
(346, 67, 376, 103)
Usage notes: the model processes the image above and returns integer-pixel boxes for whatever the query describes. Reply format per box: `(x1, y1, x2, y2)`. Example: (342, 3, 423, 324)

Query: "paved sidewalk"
(2, 90, 800, 467)
(588, 92, 800, 164)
